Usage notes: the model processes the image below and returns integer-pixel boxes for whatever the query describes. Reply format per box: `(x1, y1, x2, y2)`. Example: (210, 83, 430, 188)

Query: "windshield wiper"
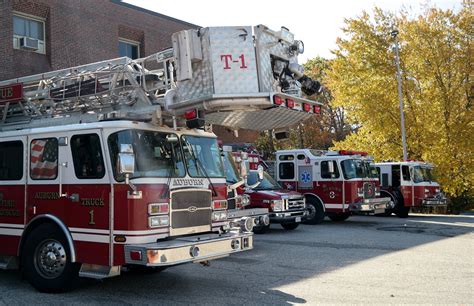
(185, 142, 218, 197)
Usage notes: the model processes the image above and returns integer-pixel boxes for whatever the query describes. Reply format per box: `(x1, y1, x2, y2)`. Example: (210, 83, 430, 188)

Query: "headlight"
(241, 194, 250, 207)
(271, 200, 284, 212)
(424, 188, 429, 193)
(435, 188, 440, 193)
(149, 216, 169, 228)
(212, 211, 228, 222)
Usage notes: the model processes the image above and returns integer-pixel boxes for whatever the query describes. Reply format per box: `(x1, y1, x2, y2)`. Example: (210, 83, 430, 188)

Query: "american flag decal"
(31, 139, 58, 179)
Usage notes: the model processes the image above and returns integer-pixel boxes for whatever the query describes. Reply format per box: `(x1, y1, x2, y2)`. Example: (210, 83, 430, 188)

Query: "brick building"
(0, 0, 259, 143)
(0, 0, 197, 81)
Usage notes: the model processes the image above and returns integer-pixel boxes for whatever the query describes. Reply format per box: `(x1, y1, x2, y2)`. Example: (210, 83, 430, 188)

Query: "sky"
(125, 0, 461, 63)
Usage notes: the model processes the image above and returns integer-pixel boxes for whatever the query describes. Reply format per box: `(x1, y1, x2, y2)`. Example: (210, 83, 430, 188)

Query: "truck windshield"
(223, 151, 240, 184)
(340, 159, 370, 179)
(412, 166, 434, 183)
(247, 171, 281, 190)
(108, 129, 185, 180)
(181, 135, 225, 178)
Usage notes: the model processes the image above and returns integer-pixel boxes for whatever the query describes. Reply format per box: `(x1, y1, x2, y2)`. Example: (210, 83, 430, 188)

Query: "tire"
(281, 222, 299, 230)
(328, 213, 350, 222)
(395, 206, 410, 218)
(304, 197, 325, 225)
(21, 223, 80, 293)
(253, 224, 269, 234)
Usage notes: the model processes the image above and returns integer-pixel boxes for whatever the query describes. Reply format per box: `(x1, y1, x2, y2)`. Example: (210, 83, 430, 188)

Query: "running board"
(79, 264, 121, 279)
(0, 255, 19, 270)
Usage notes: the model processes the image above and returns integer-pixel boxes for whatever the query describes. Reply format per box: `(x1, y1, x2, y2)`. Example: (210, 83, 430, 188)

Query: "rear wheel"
(328, 213, 350, 222)
(21, 223, 80, 293)
(304, 197, 325, 224)
(281, 222, 299, 230)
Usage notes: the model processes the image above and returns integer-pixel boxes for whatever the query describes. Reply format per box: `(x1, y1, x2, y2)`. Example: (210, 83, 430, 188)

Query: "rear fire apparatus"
(275, 149, 392, 223)
(372, 161, 447, 217)
(0, 25, 321, 292)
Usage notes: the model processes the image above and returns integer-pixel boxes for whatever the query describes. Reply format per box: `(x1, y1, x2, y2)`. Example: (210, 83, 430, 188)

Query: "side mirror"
(118, 144, 135, 175)
(257, 165, 264, 181)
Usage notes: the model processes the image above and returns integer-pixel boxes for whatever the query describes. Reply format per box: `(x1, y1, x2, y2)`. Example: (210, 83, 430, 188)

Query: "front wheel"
(21, 223, 80, 293)
(304, 198, 325, 225)
(253, 224, 270, 234)
(281, 222, 299, 230)
(328, 213, 350, 222)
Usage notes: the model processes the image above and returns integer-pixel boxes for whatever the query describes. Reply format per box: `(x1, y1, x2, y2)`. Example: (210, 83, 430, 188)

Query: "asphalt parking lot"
(0, 213, 472, 305)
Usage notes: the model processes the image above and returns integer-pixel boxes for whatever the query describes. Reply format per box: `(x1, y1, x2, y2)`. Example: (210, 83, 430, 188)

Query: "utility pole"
(391, 29, 408, 161)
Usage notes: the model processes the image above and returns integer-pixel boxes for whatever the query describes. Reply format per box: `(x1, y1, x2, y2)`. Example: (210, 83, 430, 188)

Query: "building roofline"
(110, 0, 200, 29)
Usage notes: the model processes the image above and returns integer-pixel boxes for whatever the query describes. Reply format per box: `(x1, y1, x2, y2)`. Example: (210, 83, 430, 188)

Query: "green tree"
(328, 4, 473, 205)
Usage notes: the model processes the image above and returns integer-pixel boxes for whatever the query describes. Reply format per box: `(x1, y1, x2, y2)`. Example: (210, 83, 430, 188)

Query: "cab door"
(319, 160, 344, 212)
(0, 136, 26, 256)
(400, 165, 414, 206)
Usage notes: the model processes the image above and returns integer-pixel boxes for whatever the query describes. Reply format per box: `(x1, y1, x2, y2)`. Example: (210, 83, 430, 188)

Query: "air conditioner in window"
(19, 37, 39, 50)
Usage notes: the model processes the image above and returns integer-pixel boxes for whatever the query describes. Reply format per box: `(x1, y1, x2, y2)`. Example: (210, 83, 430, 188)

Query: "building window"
(13, 14, 46, 54)
(119, 39, 140, 59)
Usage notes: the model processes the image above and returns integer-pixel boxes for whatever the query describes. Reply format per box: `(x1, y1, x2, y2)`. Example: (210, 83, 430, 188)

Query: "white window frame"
(13, 12, 46, 54)
(118, 38, 140, 59)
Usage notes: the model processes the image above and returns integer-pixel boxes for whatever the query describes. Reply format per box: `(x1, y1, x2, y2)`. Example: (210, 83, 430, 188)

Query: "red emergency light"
(313, 105, 321, 114)
(184, 109, 205, 129)
(339, 150, 368, 156)
(184, 109, 198, 120)
(273, 95, 284, 105)
(286, 98, 295, 108)
(303, 103, 311, 112)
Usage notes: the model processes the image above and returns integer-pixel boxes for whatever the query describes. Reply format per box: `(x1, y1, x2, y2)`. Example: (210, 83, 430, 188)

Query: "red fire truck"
(0, 24, 322, 291)
(372, 161, 447, 217)
(275, 149, 392, 223)
(222, 146, 270, 232)
(245, 170, 308, 233)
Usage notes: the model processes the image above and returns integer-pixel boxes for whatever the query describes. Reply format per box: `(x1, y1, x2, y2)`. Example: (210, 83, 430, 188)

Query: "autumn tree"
(328, 4, 473, 207)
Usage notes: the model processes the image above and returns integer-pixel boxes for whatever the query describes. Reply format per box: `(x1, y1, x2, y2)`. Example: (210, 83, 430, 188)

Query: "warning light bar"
(338, 150, 368, 156)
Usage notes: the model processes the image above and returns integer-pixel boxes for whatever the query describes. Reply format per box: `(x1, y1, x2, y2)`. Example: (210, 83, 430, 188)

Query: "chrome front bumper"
(228, 208, 270, 228)
(351, 197, 391, 213)
(124, 231, 253, 267)
(422, 197, 447, 207)
(269, 208, 307, 224)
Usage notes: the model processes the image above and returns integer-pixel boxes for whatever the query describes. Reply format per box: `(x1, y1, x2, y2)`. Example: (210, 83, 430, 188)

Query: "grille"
(170, 189, 212, 235)
(288, 198, 305, 209)
(363, 182, 376, 199)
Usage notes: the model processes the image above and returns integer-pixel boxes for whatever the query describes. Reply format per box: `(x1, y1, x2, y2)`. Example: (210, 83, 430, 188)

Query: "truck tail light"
(286, 98, 295, 108)
(313, 105, 321, 114)
(148, 203, 169, 215)
(212, 200, 227, 210)
(273, 95, 284, 105)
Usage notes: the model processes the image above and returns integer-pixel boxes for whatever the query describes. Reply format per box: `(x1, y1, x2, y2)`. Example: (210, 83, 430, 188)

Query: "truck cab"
(245, 170, 308, 233)
(372, 161, 447, 217)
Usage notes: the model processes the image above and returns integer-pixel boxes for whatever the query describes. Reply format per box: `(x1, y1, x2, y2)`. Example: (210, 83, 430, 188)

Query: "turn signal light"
(213, 200, 228, 210)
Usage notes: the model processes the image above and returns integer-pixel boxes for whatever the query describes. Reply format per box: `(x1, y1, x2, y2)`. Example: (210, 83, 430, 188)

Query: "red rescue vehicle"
(0, 24, 322, 291)
(275, 149, 392, 223)
(372, 161, 447, 217)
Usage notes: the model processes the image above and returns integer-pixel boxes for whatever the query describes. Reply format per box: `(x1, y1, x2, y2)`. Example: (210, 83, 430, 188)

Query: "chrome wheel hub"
(34, 239, 67, 279)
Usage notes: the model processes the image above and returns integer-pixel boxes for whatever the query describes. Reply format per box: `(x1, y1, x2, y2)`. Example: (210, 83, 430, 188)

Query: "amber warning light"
(0, 83, 23, 104)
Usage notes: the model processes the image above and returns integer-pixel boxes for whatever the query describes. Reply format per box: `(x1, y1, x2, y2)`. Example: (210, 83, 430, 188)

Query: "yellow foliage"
(328, 5, 474, 197)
